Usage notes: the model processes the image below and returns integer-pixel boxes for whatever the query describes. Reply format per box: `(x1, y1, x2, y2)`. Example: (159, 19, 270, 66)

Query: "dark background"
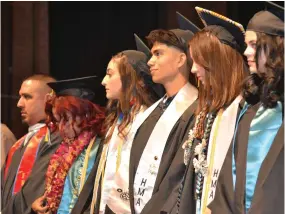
(1, 1, 284, 138)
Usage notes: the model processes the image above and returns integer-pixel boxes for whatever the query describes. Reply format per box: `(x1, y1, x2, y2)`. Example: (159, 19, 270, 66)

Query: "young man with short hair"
(129, 28, 198, 214)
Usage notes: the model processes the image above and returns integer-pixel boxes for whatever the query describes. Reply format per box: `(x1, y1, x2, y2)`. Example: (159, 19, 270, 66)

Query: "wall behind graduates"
(48, 1, 227, 81)
(1, 1, 284, 138)
(1, 2, 50, 138)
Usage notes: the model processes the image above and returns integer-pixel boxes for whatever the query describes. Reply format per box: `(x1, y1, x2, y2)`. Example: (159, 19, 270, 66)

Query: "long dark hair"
(243, 33, 284, 108)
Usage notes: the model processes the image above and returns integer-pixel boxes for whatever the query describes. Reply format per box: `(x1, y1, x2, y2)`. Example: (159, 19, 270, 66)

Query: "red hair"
(45, 95, 106, 137)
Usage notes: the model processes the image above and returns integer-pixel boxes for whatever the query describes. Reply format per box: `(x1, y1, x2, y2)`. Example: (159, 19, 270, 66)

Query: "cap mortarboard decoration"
(47, 75, 107, 106)
(195, 6, 246, 54)
(176, 11, 201, 34)
(247, 1, 284, 36)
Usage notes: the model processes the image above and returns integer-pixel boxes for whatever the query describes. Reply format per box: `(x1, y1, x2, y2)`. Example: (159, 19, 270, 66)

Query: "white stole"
(104, 108, 147, 213)
(92, 102, 163, 214)
(99, 122, 120, 213)
(99, 104, 161, 214)
(133, 83, 198, 213)
(200, 95, 242, 211)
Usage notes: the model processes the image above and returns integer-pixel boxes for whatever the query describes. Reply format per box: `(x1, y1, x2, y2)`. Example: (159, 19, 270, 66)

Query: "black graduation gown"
(70, 141, 104, 214)
(208, 103, 284, 214)
(1, 130, 62, 214)
(165, 133, 201, 214)
(168, 102, 245, 214)
(129, 100, 198, 214)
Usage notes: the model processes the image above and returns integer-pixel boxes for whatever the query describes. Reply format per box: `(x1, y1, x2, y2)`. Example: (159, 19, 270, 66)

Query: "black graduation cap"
(134, 33, 151, 59)
(47, 75, 107, 106)
(174, 12, 198, 44)
(122, 50, 148, 72)
(247, 1, 284, 36)
(195, 6, 247, 54)
(121, 34, 165, 99)
(176, 11, 201, 34)
(122, 34, 151, 77)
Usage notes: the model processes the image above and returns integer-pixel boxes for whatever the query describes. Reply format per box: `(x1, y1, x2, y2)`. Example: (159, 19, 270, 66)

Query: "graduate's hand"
(205, 207, 212, 214)
(31, 194, 49, 214)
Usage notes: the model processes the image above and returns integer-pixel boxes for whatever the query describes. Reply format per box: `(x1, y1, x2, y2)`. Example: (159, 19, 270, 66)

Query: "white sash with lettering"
(201, 95, 242, 210)
(105, 106, 155, 213)
(100, 102, 163, 213)
(133, 83, 198, 213)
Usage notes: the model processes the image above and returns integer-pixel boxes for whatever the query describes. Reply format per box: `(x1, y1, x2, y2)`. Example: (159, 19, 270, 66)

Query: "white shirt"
(23, 123, 46, 146)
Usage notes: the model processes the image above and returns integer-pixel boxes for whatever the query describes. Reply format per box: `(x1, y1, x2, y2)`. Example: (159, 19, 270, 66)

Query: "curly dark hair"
(243, 33, 284, 108)
(242, 73, 263, 105)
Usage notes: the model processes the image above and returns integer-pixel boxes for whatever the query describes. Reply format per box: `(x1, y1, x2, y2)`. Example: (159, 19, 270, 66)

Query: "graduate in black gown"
(128, 13, 202, 214)
(208, 2, 284, 214)
(128, 20, 199, 214)
(167, 6, 249, 214)
(1, 74, 62, 214)
(70, 35, 164, 214)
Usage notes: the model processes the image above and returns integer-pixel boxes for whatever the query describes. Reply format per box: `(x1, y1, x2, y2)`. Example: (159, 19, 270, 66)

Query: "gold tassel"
(90, 144, 108, 214)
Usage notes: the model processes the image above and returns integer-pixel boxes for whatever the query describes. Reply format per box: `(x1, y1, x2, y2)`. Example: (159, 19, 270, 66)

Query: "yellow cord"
(116, 140, 123, 172)
(202, 109, 223, 213)
(79, 136, 96, 193)
(90, 144, 108, 214)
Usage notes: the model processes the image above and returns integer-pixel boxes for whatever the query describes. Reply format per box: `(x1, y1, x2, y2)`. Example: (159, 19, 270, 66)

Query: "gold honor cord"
(97, 139, 122, 212)
(89, 123, 128, 213)
(90, 143, 108, 214)
(79, 136, 97, 193)
(45, 129, 49, 142)
(116, 140, 123, 173)
(202, 109, 224, 214)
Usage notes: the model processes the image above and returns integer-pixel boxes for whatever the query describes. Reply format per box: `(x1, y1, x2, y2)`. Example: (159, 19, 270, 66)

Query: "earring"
(130, 97, 136, 107)
(196, 76, 200, 88)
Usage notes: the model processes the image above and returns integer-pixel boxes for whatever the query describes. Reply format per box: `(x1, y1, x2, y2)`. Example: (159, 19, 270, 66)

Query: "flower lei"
(182, 110, 217, 200)
(45, 131, 94, 213)
(182, 111, 203, 165)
